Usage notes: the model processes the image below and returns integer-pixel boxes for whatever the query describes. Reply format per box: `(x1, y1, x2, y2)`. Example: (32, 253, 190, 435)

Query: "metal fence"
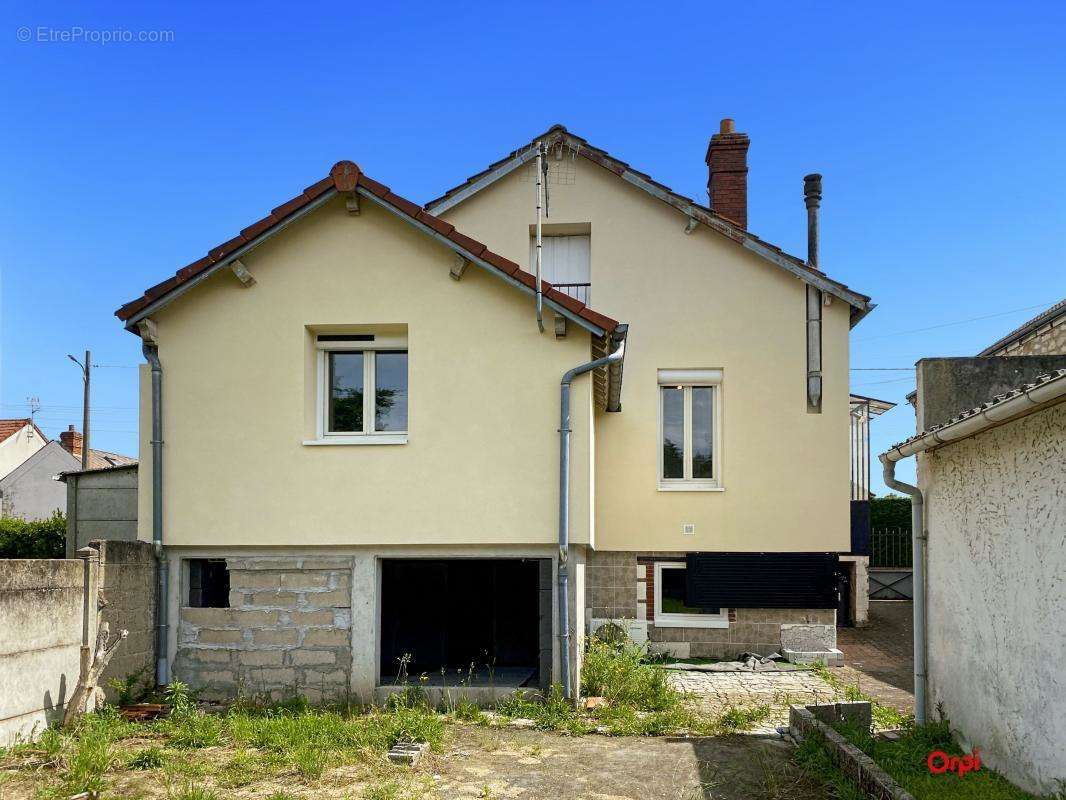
(871, 527, 912, 569)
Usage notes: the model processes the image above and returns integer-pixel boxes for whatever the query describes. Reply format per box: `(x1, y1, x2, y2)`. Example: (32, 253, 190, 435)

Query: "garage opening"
(380, 559, 546, 687)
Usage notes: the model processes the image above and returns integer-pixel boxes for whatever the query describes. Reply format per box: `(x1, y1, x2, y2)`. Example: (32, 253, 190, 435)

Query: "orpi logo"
(927, 749, 981, 777)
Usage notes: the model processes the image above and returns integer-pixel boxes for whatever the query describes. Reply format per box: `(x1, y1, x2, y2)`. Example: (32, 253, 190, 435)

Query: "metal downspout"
(143, 342, 169, 686)
(879, 454, 926, 723)
(558, 339, 625, 700)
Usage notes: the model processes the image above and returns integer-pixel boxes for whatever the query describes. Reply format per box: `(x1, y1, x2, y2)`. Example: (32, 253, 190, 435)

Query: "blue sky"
(1, 1, 1063, 493)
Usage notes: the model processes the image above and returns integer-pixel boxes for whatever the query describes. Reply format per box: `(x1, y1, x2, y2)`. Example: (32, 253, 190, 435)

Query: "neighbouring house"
(880, 305, 1066, 794)
(0, 425, 134, 522)
(115, 119, 875, 702)
(0, 419, 47, 481)
(60, 462, 139, 556)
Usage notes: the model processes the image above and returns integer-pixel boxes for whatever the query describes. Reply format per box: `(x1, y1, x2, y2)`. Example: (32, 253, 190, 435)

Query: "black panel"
(685, 552, 840, 609)
(850, 500, 872, 555)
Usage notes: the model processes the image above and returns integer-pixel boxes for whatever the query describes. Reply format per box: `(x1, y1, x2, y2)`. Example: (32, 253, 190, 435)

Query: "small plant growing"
(109, 665, 153, 706)
(127, 745, 166, 770)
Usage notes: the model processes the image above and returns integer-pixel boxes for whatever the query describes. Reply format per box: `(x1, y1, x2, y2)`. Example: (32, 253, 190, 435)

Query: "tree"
(870, 494, 911, 532)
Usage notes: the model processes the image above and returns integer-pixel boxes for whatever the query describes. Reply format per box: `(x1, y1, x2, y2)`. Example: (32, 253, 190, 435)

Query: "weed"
(164, 711, 225, 749)
(581, 636, 677, 711)
(127, 746, 166, 770)
(717, 703, 773, 733)
(108, 665, 153, 706)
(451, 697, 489, 725)
(169, 782, 222, 800)
(809, 663, 908, 729)
(292, 745, 327, 779)
(363, 782, 402, 800)
(496, 687, 591, 734)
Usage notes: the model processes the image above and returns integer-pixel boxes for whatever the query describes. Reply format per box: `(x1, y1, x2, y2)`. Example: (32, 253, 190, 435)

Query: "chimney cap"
(719, 118, 735, 134)
(67, 424, 75, 432)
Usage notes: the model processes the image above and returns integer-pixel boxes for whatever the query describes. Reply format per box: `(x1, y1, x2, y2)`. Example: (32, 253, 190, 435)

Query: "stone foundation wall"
(92, 540, 157, 696)
(175, 557, 352, 702)
(587, 550, 835, 659)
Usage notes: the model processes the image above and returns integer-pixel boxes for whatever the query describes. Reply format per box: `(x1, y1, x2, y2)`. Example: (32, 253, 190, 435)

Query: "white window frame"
(306, 334, 408, 446)
(657, 369, 723, 491)
(653, 562, 729, 629)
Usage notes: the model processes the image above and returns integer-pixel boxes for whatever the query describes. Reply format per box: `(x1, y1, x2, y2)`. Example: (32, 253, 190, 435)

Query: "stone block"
(253, 629, 299, 647)
(231, 610, 279, 627)
(286, 609, 335, 627)
(181, 606, 235, 626)
(230, 571, 282, 590)
(781, 623, 836, 651)
(250, 591, 299, 607)
(289, 650, 337, 666)
(303, 628, 349, 647)
(196, 628, 245, 645)
(648, 641, 690, 659)
(239, 650, 285, 667)
(304, 589, 350, 608)
(227, 558, 302, 571)
(185, 648, 233, 664)
(199, 669, 237, 684)
(301, 558, 352, 570)
(302, 668, 348, 684)
(280, 572, 329, 590)
(248, 667, 297, 685)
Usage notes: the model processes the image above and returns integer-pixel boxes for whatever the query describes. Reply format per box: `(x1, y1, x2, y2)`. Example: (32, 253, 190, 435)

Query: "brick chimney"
(59, 424, 83, 459)
(705, 118, 751, 229)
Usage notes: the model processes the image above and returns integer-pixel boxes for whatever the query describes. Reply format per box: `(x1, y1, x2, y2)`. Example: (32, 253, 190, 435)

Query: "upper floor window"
(658, 369, 722, 491)
(315, 331, 408, 444)
(530, 233, 590, 304)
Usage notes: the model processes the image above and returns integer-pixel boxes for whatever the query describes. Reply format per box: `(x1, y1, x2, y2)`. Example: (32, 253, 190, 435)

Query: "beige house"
(0, 419, 47, 481)
(116, 121, 874, 701)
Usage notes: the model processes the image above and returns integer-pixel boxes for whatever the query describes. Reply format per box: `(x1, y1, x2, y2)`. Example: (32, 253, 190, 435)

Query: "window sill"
(303, 435, 408, 446)
(657, 482, 724, 492)
(653, 614, 730, 629)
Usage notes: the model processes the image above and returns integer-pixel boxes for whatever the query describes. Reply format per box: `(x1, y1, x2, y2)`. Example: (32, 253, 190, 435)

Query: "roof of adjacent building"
(424, 124, 874, 325)
(114, 160, 621, 338)
(81, 449, 137, 471)
(885, 368, 1066, 456)
(58, 460, 138, 481)
(0, 418, 46, 445)
(849, 393, 896, 416)
(977, 298, 1066, 356)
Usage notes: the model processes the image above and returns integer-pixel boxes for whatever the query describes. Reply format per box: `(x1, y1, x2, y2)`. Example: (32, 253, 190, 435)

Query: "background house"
(881, 301, 1066, 794)
(0, 419, 46, 480)
(0, 425, 135, 522)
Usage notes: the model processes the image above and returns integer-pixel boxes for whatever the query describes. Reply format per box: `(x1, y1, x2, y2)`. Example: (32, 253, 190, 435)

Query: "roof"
(883, 369, 1066, 459)
(0, 418, 46, 445)
(849, 393, 896, 416)
(58, 461, 138, 481)
(82, 449, 137, 471)
(424, 124, 874, 326)
(115, 161, 621, 339)
(977, 298, 1066, 356)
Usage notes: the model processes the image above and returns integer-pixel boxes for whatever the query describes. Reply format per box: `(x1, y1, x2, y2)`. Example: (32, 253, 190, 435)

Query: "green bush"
(581, 636, 677, 711)
(870, 494, 912, 532)
(0, 511, 66, 558)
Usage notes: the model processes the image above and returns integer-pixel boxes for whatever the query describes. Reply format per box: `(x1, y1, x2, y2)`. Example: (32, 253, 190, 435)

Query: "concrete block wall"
(587, 550, 835, 659)
(91, 539, 157, 697)
(0, 558, 95, 746)
(175, 557, 352, 702)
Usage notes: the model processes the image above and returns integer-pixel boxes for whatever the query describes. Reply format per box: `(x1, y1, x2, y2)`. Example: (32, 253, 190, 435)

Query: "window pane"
(660, 567, 720, 615)
(692, 386, 714, 479)
(329, 352, 364, 432)
(374, 351, 408, 432)
(662, 386, 684, 479)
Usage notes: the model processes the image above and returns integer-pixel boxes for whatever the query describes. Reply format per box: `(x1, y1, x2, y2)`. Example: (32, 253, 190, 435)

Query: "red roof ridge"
(116, 162, 620, 336)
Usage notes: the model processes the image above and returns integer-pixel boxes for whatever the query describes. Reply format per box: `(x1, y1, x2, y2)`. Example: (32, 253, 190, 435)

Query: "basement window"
(310, 331, 409, 445)
(653, 562, 728, 628)
(188, 559, 230, 608)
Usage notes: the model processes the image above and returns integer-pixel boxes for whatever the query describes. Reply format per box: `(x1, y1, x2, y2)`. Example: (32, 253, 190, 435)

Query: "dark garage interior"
(380, 558, 545, 686)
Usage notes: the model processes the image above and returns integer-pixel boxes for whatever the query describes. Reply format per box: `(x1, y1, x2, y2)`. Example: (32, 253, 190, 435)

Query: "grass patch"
(809, 663, 908, 729)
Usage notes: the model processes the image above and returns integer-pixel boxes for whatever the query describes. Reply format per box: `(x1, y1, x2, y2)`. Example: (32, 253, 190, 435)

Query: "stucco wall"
(137, 196, 593, 548)
(922, 402, 1066, 794)
(0, 425, 46, 482)
(442, 155, 852, 552)
(0, 441, 77, 521)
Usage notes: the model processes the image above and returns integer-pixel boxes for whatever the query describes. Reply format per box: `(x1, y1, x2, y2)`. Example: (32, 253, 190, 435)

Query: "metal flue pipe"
(557, 338, 625, 699)
(142, 341, 169, 686)
(534, 142, 545, 333)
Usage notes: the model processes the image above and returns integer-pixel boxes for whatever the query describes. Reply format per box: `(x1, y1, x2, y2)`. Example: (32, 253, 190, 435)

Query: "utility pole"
(67, 350, 91, 469)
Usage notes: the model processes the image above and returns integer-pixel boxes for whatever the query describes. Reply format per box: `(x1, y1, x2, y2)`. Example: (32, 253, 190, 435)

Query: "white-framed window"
(657, 369, 722, 490)
(653, 562, 729, 629)
(309, 332, 408, 445)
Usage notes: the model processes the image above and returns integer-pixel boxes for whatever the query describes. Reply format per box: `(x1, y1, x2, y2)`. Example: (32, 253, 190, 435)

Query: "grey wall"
(0, 557, 92, 745)
(65, 466, 138, 557)
(922, 402, 1066, 794)
(0, 441, 79, 521)
(915, 355, 1066, 431)
(0, 540, 156, 746)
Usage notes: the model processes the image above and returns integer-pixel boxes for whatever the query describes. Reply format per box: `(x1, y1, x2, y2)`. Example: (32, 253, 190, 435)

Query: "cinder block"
(184, 648, 233, 664)
(230, 571, 282, 590)
(303, 589, 350, 608)
(197, 629, 244, 645)
(232, 610, 279, 628)
(249, 667, 297, 685)
(181, 607, 235, 626)
(301, 559, 352, 570)
(289, 650, 336, 666)
(286, 610, 334, 627)
(253, 629, 298, 647)
(249, 591, 299, 607)
(239, 650, 285, 666)
(303, 629, 349, 647)
(280, 572, 329, 590)
(200, 669, 238, 684)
